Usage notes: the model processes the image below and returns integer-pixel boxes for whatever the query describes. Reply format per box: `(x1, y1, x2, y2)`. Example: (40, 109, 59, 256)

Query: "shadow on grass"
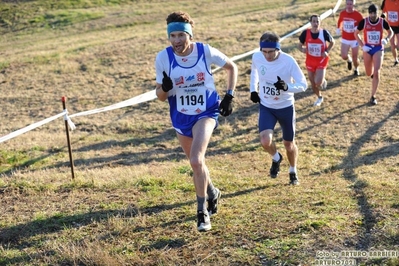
(296, 102, 370, 135)
(1, 186, 274, 265)
(0, 185, 269, 247)
(323, 102, 399, 250)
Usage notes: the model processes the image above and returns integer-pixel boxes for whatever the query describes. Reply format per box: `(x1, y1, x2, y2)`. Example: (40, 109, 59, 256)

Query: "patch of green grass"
(0, 2, 108, 33)
(135, 176, 165, 192)
(0, 150, 30, 171)
(98, 201, 124, 210)
(0, 146, 58, 172)
(38, 0, 135, 10)
(306, 219, 329, 230)
(0, 150, 26, 164)
(0, 61, 10, 71)
(170, 179, 194, 193)
(0, 250, 30, 265)
(177, 165, 192, 175)
(58, 180, 96, 191)
(32, 10, 105, 28)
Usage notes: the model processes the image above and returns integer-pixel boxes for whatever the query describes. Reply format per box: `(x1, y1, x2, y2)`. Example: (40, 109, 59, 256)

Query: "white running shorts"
(341, 39, 358, 48)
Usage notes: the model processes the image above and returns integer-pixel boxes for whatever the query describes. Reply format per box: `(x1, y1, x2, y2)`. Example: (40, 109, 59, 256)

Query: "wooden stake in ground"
(62, 96, 75, 180)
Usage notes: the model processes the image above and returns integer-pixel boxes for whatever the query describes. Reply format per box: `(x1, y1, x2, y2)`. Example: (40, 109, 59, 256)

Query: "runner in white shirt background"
(250, 31, 307, 185)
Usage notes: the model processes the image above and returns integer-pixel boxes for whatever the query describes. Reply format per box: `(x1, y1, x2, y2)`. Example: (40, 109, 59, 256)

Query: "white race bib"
(366, 31, 381, 45)
(343, 21, 355, 33)
(308, 43, 323, 57)
(259, 81, 281, 100)
(176, 87, 207, 115)
(388, 11, 399, 22)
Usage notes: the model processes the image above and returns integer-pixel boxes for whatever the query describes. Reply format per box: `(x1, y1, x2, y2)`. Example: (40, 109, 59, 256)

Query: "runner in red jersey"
(298, 14, 335, 106)
(336, 0, 364, 75)
(381, 0, 399, 65)
(354, 4, 393, 105)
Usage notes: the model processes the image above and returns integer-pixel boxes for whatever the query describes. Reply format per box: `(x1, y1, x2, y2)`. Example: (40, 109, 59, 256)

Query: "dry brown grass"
(1, 0, 399, 265)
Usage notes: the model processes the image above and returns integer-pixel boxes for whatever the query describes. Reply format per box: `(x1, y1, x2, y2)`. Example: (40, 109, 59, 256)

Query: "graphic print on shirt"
(166, 43, 216, 116)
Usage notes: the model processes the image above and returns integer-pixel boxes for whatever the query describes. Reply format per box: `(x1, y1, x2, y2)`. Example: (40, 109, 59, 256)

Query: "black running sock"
(207, 181, 218, 199)
(197, 195, 207, 212)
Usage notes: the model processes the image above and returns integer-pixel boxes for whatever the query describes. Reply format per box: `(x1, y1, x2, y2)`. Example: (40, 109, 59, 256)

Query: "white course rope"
(0, 111, 67, 143)
(0, 0, 342, 143)
(68, 89, 157, 119)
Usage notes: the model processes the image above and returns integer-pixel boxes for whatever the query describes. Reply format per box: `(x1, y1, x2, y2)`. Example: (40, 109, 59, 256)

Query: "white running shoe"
(314, 96, 324, 106)
(197, 210, 211, 232)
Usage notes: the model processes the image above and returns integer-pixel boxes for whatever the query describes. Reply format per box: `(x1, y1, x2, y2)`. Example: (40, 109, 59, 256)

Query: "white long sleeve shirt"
(250, 51, 307, 109)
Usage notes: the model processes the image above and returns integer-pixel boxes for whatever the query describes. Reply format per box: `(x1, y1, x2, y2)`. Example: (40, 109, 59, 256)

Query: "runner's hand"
(362, 46, 371, 52)
(273, 76, 288, 91)
(161, 71, 173, 92)
(382, 38, 389, 45)
(250, 92, 260, 103)
(219, 93, 233, 116)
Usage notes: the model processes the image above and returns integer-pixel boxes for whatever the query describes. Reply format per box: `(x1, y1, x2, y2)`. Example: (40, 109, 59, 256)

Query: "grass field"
(1, 0, 399, 265)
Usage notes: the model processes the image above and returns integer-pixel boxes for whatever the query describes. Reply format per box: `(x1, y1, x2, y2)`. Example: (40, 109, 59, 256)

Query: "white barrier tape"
(67, 117, 76, 131)
(68, 89, 157, 119)
(0, 111, 67, 143)
(63, 109, 76, 131)
(66, 89, 157, 130)
(332, 0, 342, 13)
(0, 89, 159, 137)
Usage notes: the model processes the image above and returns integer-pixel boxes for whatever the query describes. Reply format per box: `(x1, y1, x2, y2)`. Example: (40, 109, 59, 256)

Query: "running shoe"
(370, 96, 377, 105)
(207, 188, 221, 216)
(270, 152, 283, 178)
(197, 210, 211, 232)
(289, 172, 299, 185)
(353, 69, 359, 76)
(347, 60, 352, 70)
(394, 60, 398, 66)
(314, 96, 324, 106)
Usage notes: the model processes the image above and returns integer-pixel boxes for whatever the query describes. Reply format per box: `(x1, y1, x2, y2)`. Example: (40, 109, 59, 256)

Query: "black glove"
(219, 93, 233, 117)
(161, 71, 173, 92)
(250, 91, 260, 103)
(273, 76, 288, 91)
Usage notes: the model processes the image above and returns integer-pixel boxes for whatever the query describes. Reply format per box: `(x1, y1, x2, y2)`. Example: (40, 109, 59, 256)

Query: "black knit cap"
(368, 4, 378, 13)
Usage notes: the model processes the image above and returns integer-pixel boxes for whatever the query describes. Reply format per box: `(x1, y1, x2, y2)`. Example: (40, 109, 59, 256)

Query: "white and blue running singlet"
(165, 43, 220, 136)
